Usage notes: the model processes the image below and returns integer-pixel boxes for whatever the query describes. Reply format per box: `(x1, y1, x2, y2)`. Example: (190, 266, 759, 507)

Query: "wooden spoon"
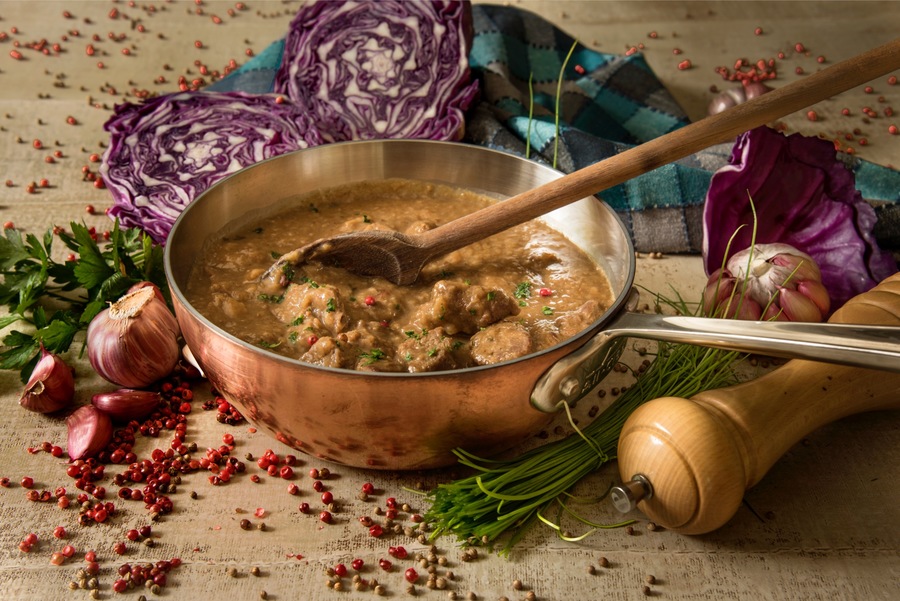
(260, 38, 900, 290)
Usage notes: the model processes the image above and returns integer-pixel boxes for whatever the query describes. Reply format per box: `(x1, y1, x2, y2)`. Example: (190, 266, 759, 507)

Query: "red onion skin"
(19, 346, 75, 414)
(66, 405, 113, 461)
(87, 285, 180, 388)
(91, 389, 162, 422)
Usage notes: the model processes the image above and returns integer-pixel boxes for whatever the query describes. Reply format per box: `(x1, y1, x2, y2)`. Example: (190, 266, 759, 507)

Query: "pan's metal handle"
(531, 310, 900, 413)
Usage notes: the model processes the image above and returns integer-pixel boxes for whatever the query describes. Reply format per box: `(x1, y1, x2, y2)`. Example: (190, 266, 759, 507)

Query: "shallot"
(19, 346, 75, 413)
(91, 389, 162, 422)
(707, 82, 772, 115)
(87, 285, 180, 387)
(66, 405, 113, 461)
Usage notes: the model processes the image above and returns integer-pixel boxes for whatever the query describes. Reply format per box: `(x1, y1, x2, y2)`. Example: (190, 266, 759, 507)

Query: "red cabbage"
(101, 91, 324, 243)
(274, 0, 479, 142)
(702, 126, 897, 308)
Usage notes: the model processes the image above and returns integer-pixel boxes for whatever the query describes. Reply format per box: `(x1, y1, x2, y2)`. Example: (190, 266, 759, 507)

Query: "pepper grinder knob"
(610, 474, 653, 513)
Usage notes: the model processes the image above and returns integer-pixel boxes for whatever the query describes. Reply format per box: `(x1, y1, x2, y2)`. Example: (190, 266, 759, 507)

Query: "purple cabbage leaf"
(101, 91, 324, 243)
(702, 125, 897, 309)
(274, 0, 479, 142)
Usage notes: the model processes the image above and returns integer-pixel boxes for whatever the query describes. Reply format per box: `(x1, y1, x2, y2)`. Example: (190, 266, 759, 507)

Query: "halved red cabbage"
(101, 91, 324, 243)
(702, 126, 897, 309)
(274, 0, 479, 142)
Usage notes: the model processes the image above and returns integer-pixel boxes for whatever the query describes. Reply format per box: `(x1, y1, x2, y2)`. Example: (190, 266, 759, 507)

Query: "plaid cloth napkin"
(209, 3, 900, 255)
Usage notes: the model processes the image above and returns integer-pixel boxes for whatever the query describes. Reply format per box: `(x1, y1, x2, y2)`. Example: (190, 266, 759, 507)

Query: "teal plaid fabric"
(209, 3, 900, 255)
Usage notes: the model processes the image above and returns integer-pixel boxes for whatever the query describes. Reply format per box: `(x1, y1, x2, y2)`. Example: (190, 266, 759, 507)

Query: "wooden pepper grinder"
(612, 273, 900, 534)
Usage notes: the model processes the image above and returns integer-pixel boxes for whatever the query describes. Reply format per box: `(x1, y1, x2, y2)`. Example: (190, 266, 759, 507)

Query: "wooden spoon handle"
(415, 37, 900, 257)
(616, 273, 900, 535)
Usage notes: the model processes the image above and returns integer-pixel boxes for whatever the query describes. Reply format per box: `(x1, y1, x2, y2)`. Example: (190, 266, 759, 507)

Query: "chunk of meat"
(270, 281, 349, 335)
(470, 321, 533, 365)
(396, 327, 466, 372)
(413, 280, 520, 335)
(300, 336, 351, 368)
(555, 300, 603, 339)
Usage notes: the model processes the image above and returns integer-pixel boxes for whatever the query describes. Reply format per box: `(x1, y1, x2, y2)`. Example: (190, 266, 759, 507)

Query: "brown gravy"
(187, 179, 613, 372)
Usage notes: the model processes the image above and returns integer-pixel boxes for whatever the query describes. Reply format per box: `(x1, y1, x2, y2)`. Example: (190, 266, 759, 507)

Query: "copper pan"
(164, 140, 635, 470)
(164, 140, 900, 469)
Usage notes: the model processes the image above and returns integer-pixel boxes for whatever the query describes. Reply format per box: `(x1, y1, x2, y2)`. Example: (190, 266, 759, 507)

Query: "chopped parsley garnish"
(325, 298, 336, 312)
(541, 305, 554, 315)
(290, 315, 305, 326)
(257, 293, 285, 304)
(359, 348, 386, 365)
(514, 282, 532, 299)
(280, 263, 295, 282)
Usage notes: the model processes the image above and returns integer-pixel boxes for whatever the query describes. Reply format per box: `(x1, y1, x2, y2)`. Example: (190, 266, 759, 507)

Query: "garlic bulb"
(66, 405, 113, 461)
(87, 284, 181, 388)
(19, 345, 75, 413)
(703, 243, 831, 322)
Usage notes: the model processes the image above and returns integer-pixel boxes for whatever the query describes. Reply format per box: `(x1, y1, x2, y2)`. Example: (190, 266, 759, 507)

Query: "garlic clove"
(702, 269, 735, 315)
(66, 405, 113, 461)
(19, 346, 75, 414)
(768, 252, 822, 283)
(92, 389, 162, 422)
(797, 279, 831, 318)
(727, 295, 764, 321)
(778, 287, 827, 323)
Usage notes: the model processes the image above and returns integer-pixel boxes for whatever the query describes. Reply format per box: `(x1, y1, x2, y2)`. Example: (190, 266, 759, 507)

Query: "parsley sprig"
(0, 220, 168, 381)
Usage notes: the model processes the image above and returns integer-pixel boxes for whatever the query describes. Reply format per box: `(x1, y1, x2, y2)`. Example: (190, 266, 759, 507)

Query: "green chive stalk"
(425, 339, 742, 556)
(553, 39, 579, 168)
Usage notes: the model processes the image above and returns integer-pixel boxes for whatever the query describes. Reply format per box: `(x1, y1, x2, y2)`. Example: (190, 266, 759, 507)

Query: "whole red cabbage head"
(702, 126, 897, 309)
(101, 91, 324, 243)
(274, 0, 479, 142)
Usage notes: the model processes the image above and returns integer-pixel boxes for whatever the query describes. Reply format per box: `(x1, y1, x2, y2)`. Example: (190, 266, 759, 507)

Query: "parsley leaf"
(0, 220, 168, 382)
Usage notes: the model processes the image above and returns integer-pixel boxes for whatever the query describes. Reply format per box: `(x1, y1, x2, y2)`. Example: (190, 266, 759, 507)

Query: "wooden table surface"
(1, 2, 898, 600)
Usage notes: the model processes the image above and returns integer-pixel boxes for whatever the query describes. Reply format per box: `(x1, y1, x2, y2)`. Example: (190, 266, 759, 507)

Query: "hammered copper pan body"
(164, 140, 635, 470)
